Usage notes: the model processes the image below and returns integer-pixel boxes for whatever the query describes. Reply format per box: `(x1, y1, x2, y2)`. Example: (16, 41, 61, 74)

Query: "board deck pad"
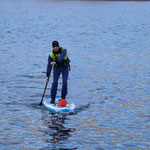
(43, 96, 76, 113)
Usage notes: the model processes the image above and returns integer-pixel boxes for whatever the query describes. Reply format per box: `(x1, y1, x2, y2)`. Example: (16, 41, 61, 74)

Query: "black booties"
(50, 95, 55, 103)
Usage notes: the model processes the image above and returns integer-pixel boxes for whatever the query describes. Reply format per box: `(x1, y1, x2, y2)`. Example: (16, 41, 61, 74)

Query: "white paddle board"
(43, 96, 76, 113)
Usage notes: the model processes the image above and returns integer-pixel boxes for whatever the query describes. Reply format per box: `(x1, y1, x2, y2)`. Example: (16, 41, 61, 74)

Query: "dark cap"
(52, 41, 59, 47)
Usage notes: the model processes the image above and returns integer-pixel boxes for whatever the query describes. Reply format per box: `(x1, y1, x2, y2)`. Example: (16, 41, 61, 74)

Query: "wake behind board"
(43, 96, 76, 113)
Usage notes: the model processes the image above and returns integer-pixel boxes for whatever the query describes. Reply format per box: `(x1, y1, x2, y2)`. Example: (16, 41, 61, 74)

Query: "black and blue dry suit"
(46, 47, 70, 103)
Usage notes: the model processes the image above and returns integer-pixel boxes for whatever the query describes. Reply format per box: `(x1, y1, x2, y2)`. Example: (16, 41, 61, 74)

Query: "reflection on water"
(41, 112, 77, 150)
(44, 114, 75, 142)
(0, 0, 150, 149)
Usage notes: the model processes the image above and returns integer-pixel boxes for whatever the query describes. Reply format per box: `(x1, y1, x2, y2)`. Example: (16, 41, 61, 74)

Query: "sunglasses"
(53, 45, 58, 48)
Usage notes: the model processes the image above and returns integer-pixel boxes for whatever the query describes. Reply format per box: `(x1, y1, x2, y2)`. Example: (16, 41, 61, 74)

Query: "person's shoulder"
(48, 53, 53, 60)
(60, 47, 66, 50)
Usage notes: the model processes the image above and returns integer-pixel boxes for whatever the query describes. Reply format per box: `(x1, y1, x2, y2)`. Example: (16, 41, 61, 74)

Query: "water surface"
(0, 0, 150, 149)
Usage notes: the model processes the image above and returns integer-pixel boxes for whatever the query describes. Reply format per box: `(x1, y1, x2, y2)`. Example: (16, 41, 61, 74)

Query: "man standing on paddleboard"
(46, 41, 70, 103)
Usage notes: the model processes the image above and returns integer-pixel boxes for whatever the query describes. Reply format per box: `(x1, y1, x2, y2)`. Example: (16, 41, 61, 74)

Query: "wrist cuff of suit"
(56, 60, 59, 65)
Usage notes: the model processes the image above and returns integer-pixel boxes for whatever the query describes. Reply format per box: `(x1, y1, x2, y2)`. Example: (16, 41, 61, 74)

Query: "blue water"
(0, 0, 150, 149)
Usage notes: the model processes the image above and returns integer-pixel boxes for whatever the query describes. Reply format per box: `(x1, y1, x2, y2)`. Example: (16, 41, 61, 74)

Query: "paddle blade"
(39, 101, 43, 106)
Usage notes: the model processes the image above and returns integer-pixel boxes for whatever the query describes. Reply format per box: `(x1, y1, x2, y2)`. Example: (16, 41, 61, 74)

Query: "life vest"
(49, 47, 70, 68)
(50, 48, 68, 61)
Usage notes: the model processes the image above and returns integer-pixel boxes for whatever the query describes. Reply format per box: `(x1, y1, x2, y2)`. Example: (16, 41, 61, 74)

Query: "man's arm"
(56, 49, 67, 62)
(46, 55, 53, 78)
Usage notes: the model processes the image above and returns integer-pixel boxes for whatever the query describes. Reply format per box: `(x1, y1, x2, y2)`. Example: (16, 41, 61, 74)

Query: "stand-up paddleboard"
(43, 96, 76, 113)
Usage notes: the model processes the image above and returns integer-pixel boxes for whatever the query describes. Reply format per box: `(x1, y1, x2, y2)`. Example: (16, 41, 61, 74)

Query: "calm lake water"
(0, 0, 150, 149)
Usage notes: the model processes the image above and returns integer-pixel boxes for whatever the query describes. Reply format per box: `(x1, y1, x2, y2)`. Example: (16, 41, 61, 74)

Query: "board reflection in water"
(42, 112, 75, 144)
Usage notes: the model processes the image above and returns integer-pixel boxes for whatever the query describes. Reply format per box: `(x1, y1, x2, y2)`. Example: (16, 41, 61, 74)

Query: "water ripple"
(0, 1, 150, 150)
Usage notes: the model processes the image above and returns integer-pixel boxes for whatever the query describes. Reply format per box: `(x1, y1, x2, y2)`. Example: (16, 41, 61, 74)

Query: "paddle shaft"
(39, 82, 48, 105)
(39, 66, 52, 105)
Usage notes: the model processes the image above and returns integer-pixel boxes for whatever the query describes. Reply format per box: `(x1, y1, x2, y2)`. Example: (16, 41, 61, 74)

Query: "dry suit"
(46, 47, 70, 103)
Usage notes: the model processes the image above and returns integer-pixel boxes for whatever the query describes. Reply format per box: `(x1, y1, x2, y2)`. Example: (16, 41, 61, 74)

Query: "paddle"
(39, 82, 48, 106)
(39, 66, 52, 106)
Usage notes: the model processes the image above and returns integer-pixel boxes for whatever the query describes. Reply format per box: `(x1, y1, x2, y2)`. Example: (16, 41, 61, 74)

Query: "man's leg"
(61, 66, 69, 99)
(51, 67, 61, 103)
